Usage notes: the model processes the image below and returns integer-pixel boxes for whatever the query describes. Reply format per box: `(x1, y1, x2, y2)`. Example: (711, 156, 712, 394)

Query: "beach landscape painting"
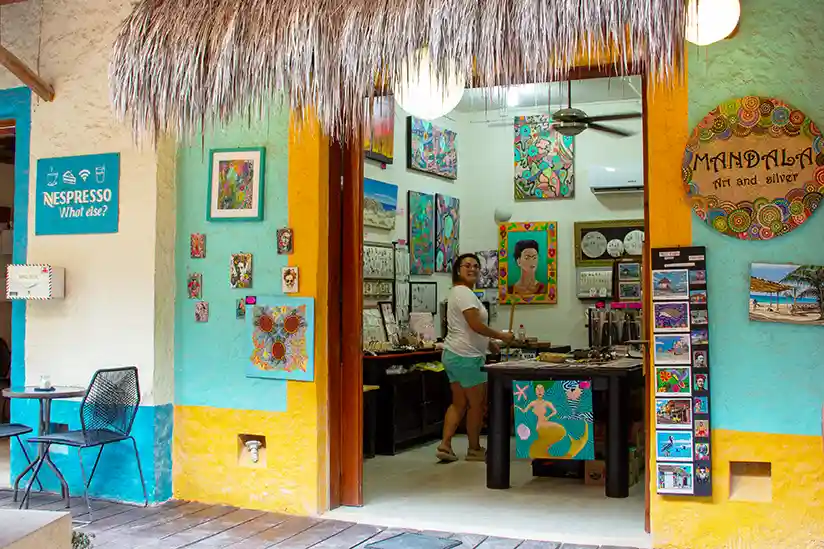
(749, 263, 824, 326)
(363, 178, 399, 230)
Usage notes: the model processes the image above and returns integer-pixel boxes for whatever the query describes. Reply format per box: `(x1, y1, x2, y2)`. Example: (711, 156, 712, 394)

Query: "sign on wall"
(683, 96, 823, 240)
(35, 153, 120, 235)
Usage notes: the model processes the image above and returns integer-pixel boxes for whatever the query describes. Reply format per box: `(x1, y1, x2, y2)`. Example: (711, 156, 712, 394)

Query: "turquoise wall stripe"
(0, 87, 31, 388)
(10, 402, 172, 504)
(174, 112, 291, 411)
(688, 0, 824, 436)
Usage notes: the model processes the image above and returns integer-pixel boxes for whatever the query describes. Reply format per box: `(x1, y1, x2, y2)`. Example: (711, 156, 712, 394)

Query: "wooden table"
(482, 358, 643, 498)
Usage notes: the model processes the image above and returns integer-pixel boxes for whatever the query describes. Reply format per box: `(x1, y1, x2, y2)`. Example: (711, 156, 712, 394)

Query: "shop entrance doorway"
(0, 119, 17, 487)
(327, 65, 653, 546)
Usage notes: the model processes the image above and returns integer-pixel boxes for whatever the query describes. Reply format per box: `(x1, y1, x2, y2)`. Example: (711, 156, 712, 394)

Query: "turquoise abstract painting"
(514, 380, 594, 460)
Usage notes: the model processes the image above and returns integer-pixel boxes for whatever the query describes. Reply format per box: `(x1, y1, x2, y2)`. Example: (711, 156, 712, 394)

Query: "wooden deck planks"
(0, 490, 642, 549)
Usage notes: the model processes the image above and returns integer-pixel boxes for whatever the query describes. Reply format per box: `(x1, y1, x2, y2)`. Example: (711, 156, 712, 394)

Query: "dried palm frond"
(109, 0, 688, 142)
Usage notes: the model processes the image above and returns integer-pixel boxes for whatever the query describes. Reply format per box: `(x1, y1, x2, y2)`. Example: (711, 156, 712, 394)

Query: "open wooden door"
(328, 136, 365, 508)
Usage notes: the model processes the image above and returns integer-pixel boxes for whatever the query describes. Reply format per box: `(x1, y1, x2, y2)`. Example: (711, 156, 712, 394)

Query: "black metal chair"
(20, 367, 147, 519)
(0, 423, 42, 491)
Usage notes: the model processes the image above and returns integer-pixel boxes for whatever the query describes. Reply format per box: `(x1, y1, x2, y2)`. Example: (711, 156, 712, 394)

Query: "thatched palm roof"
(109, 0, 687, 141)
(750, 277, 792, 294)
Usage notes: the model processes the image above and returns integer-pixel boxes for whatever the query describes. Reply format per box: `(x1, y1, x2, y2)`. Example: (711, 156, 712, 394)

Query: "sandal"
(436, 447, 458, 463)
(466, 447, 486, 462)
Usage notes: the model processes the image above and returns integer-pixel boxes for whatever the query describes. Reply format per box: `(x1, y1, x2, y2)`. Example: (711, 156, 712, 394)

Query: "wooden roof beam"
(0, 44, 54, 101)
(0, 1, 30, 5)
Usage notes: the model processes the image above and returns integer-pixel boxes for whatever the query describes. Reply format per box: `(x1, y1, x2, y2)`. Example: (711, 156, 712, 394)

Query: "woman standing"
(436, 253, 514, 462)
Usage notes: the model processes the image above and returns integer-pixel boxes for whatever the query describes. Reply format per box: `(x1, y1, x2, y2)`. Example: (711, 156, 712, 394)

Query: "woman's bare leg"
(465, 383, 487, 450)
(440, 382, 467, 452)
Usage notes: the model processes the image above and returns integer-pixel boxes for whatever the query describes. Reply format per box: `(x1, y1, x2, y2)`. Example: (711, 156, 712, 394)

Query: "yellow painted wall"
(173, 114, 330, 515)
(652, 430, 824, 549)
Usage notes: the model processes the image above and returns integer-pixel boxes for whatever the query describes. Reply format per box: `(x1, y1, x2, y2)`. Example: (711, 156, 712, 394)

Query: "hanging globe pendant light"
(394, 47, 465, 120)
(685, 0, 741, 46)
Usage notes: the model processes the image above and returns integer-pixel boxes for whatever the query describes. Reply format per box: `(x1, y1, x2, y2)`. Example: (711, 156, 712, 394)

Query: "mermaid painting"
(514, 380, 594, 460)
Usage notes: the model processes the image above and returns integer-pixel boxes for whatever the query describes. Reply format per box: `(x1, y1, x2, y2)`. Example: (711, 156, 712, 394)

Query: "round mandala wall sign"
(683, 96, 824, 240)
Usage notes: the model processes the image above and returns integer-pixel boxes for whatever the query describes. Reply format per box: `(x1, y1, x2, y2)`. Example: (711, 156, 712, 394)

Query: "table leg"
(486, 374, 511, 489)
(606, 374, 630, 498)
(35, 399, 71, 506)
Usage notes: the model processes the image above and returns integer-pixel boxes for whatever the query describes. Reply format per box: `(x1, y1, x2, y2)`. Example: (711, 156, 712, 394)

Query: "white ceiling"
(454, 76, 642, 113)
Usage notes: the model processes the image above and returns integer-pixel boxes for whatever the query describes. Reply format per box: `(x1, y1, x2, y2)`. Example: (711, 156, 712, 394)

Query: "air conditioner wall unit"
(588, 165, 644, 194)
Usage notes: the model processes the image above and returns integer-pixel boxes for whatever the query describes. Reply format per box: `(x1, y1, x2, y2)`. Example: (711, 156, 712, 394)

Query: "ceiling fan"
(552, 80, 641, 138)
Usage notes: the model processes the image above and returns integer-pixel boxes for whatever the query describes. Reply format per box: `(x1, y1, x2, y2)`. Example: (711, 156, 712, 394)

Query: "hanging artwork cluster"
(408, 191, 435, 275)
(435, 193, 460, 273)
(363, 178, 399, 230)
(514, 115, 575, 200)
(652, 246, 712, 497)
(513, 380, 594, 460)
(247, 296, 315, 381)
(364, 96, 395, 164)
(498, 221, 558, 305)
(407, 117, 458, 179)
(684, 96, 823, 240)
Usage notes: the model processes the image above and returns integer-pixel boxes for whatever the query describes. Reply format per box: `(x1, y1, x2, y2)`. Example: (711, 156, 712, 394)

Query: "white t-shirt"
(444, 285, 489, 358)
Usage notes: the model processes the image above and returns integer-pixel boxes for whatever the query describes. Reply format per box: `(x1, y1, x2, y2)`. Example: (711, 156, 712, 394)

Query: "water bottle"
(517, 324, 526, 341)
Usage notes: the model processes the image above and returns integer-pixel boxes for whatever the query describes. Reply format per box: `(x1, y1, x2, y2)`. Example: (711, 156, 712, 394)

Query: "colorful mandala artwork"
(683, 96, 823, 240)
(247, 297, 315, 381)
(514, 115, 575, 200)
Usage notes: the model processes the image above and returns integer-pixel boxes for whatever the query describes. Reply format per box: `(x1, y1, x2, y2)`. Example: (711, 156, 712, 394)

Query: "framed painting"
(406, 116, 458, 179)
(207, 147, 265, 221)
(514, 115, 575, 200)
(246, 296, 315, 382)
(435, 193, 460, 273)
(364, 96, 395, 164)
(410, 281, 438, 314)
(408, 191, 435, 275)
(574, 220, 644, 267)
(476, 250, 499, 289)
(498, 221, 558, 305)
(749, 263, 824, 326)
(363, 178, 398, 230)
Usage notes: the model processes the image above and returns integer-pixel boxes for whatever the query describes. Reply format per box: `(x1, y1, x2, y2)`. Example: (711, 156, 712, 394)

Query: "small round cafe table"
(2, 386, 86, 507)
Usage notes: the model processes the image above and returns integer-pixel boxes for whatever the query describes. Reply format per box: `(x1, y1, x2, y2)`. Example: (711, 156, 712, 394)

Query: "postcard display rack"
(651, 246, 712, 497)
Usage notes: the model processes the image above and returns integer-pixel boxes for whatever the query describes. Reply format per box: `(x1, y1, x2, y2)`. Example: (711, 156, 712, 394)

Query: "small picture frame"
(190, 233, 206, 258)
(207, 147, 266, 221)
(618, 281, 642, 301)
(277, 228, 294, 254)
(282, 266, 299, 293)
(378, 301, 400, 346)
(187, 273, 202, 299)
(410, 281, 438, 314)
(195, 301, 209, 322)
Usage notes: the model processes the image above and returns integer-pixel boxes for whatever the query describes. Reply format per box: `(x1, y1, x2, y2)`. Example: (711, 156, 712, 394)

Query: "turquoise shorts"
(442, 349, 487, 388)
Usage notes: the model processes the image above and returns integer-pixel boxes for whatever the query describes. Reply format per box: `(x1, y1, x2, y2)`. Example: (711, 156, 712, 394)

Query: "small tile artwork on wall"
(652, 245, 712, 497)
(246, 296, 315, 382)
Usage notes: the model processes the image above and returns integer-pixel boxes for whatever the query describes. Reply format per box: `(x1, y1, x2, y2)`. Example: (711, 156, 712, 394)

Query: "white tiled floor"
(0, 439, 10, 489)
(324, 436, 651, 548)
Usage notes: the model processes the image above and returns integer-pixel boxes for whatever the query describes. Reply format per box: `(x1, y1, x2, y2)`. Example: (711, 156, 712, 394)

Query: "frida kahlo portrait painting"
(498, 221, 558, 304)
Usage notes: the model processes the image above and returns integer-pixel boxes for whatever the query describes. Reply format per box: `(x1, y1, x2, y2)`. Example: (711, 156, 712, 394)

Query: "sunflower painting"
(514, 115, 574, 200)
(247, 296, 315, 381)
(207, 147, 266, 221)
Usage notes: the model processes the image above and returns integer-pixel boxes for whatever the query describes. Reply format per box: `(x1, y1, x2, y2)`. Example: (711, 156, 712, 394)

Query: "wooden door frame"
(329, 68, 653, 530)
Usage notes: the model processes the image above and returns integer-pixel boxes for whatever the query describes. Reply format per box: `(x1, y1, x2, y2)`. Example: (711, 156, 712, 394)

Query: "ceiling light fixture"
(685, 0, 741, 46)
(395, 47, 466, 120)
(506, 89, 520, 108)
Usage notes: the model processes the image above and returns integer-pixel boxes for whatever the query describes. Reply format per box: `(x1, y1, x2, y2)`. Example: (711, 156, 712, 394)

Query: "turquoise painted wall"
(174, 112, 291, 412)
(688, 0, 824, 436)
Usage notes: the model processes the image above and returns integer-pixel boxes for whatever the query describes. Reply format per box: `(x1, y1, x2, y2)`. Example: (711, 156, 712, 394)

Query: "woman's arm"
(462, 307, 513, 342)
